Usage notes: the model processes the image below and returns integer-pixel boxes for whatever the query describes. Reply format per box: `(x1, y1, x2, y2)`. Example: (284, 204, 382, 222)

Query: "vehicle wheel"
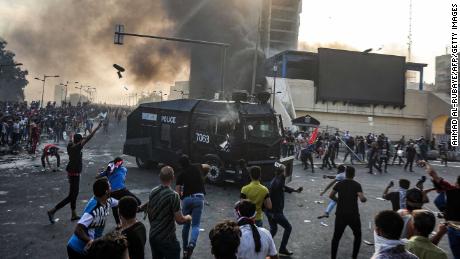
(205, 156, 224, 185)
(136, 157, 157, 169)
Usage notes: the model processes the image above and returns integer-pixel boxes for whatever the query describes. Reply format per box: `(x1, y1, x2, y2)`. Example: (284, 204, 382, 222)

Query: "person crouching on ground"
(41, 144, 61, 172)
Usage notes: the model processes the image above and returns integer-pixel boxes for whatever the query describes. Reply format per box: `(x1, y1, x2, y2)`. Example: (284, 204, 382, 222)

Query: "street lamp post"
(75, 85, 84, 103)
(63, 81, 79, 105)
(34, 74, 59, 108)
(86, 87, 96, 102)
(59, 81, 78, 106)
(153, 90, 165, 102)
(82, 85, 94, 102)
(58, 83, 66, 104)
(272, 64, 278, 108)
(114, 25, 229, 99)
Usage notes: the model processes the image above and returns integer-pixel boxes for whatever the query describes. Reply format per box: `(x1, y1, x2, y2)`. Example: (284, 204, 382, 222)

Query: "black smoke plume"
(3, 0, 264, 100)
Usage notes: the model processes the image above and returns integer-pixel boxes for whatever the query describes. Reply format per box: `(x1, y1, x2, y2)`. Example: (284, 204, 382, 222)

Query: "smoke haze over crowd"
(0, 0, 264, 103)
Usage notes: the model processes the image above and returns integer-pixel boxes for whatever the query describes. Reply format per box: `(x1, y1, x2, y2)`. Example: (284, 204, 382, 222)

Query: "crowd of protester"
(0, 100, 128, 155)
(4, 101, 457, 258)
(282, 129, 455, 174)
(57, 146, 458, 259)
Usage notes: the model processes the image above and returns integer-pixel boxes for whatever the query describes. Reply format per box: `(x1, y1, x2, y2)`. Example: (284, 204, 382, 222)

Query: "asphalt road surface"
(0, 120, 458, 259)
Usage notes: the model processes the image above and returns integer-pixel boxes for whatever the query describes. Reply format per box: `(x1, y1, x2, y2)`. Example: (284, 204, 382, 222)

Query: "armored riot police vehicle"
(123, 97, 292, 184)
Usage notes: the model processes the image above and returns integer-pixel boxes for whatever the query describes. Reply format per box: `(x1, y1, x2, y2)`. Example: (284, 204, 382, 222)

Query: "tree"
(0, 38, 28, 102)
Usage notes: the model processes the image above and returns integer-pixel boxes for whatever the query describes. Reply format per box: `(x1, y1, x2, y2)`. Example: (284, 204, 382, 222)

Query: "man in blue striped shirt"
(67, 177, 118, 259)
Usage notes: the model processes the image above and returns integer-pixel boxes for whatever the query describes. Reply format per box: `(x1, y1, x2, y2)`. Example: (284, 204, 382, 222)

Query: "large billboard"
(317, 48, 406, 106)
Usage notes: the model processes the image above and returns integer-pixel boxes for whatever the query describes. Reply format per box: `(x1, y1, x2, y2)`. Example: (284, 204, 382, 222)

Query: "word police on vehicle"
(161, 115, 176, 124)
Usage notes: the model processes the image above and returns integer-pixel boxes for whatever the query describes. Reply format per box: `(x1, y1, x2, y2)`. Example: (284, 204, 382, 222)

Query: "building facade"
(260, 0, 302, 57)
(435, 54, 450, 94)
(54, 84, 65, 106)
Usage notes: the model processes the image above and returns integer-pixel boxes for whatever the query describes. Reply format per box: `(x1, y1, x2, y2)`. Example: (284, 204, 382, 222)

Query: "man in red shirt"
(41, 144, 60, 172)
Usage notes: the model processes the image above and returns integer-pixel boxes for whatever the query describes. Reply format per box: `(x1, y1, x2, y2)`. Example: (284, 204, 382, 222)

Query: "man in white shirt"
(235, 200, 278, 259)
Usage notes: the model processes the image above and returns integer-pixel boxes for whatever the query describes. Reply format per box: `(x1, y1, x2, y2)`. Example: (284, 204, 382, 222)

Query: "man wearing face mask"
(235, 200, 278, 259)
(47, 121, 103, 223)
(371, 210, 418, 259)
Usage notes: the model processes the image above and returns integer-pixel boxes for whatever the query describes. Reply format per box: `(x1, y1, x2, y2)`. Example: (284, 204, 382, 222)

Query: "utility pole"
(250, 1, 263, 95)
(75, 85, 83, 103)
(173, 89, 188, 99)
(62, 81, 79, 105)
(114, 25, 230, 98)
(272, 64, 278, 109)
(407, 0, 413, 62)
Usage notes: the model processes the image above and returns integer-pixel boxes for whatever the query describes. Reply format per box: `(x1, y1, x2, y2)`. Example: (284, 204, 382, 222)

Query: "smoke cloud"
(2, 0, 264, 102)
(298, 41, 358, 52)
(163, 0, 263, 99)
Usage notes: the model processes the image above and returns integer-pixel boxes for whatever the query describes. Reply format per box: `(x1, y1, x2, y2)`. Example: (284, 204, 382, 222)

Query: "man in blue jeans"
(318, 165, 346, 219)
(265, 163, 302, 256)
(176, 155, 208, 259)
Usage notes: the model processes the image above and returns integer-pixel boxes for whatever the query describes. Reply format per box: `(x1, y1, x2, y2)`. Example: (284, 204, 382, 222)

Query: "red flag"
(308, 127, 319, 144)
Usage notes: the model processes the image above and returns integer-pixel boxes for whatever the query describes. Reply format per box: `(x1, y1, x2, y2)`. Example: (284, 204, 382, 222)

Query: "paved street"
(0, 120, 458, 259)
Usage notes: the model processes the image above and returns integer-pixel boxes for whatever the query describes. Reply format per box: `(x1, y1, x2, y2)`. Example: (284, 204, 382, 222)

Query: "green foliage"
(0, 38, 28, 101)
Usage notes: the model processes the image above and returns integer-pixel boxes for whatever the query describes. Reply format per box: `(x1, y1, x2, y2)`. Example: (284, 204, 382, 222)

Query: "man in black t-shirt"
(119, 196, 146, 259)
(175, 155, 208, 259)
(382, 179, 410, 211)
(329, 166, 367, 259)
(47, 121, 102, 223)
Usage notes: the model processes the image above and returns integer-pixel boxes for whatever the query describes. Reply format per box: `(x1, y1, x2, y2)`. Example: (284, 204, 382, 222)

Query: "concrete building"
(168, 81, 189, 100)
(260, 0, 302, 57)
(138, 92, 161, 105)
(68, 93, 88, 106)
(265, 50, 451, 141)
(269, 78, 450, 140)
(54, 84, 65, 106)
(435, 54, 450, 94)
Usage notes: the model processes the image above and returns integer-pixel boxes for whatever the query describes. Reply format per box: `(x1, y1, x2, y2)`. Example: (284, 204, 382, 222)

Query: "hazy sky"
(0, 0, 452, 103)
